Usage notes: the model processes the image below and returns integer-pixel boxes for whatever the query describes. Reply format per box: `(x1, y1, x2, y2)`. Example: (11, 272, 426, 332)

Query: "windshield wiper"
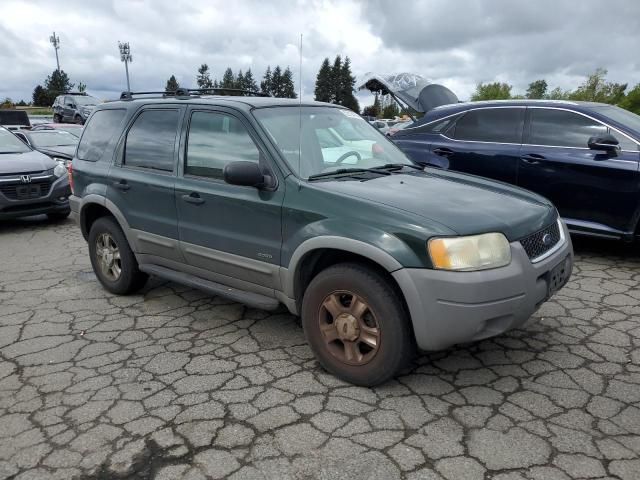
(308, 168, 391, 180)
(369, 163, 425, 172)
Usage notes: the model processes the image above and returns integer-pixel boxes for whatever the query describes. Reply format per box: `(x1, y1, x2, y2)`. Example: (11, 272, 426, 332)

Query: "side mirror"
(588, 134, 619, 152)
(223, 161, 266, 188)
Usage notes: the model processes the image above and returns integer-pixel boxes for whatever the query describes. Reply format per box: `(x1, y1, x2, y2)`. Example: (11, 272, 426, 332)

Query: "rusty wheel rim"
(318, 290, 381, 366)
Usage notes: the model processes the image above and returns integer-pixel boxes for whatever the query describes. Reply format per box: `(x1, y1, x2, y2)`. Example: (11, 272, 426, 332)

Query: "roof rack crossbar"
(120, 88, 271, 100)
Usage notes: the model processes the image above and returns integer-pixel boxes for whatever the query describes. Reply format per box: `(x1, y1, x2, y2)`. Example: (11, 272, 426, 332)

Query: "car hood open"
(319, 169, 557, 241)
(0, 150, 57, 174)
(358, 73, 458, 113)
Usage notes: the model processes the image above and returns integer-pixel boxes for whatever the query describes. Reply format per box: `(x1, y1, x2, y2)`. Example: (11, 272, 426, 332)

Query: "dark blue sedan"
(393, 100, 640, 241)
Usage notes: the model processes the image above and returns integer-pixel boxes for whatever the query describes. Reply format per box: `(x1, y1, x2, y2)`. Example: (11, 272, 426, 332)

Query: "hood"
(36, 145, 76, 159)
(318, 170, 556, 241)
(358, 73, 458, 113)
(0, 150, 57, 175)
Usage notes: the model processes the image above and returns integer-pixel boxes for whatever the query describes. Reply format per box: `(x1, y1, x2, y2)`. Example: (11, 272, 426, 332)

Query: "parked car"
(70, 89, 572, 386)
(31, 123, 83, 137)
(370, 119, 400, 135)
(393, 100, 640, 241)
(0, 126, 71, 220)
(52, 93, 100, 124)
(0, 109, 31, 131)
(13, 129, 78, 165)
(386, 120, 413, 136)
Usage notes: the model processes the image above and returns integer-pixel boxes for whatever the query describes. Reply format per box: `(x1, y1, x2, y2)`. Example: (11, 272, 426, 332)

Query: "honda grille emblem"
(542, 233, 553, 246)
(20, 175, 31, 184)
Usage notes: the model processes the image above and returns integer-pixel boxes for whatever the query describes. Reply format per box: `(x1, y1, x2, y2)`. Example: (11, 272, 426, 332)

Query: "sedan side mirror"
(588, 134, 619, 152)
(223, 161, 266, 188)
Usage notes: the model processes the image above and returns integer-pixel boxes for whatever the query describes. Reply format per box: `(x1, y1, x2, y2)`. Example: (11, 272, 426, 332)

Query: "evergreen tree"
(314, 58, 332, 102)
(197, 64, 213, 88)
(32, 85, 51, 107)
(281, 67, 297, 99)
(260, 66, 272, 95)
(271, 66, 283, 97)
(330, 55, 343, 103)
(236, 70, 245, 90)
(44, 69, 74, 97)
(338, 57, 359, 112)
(244, 69, 258, 92)
(165, 75, 179, 92)
(221, 68, 235, 89)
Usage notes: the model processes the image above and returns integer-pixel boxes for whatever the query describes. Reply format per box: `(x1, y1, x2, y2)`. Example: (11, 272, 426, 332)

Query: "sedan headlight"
(53, 162, 68, 177)
(428, 233, 511, 271)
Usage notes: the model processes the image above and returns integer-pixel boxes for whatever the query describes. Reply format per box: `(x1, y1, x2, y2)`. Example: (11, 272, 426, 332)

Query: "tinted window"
(125, 109, 179, 171)
(608, 128, 638, 151)
(452, 108, 524, 143)
(185, 111, 260, 179)
(77, 109, 126, 161)
(529, 109, 607, 148)
(415, 114, 461, 135)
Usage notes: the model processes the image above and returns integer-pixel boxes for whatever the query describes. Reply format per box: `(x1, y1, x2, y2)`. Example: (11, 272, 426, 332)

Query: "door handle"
(182, 192, 204, 205)
(520, 154, 545, 165)
(433, 147, 454, 157)
(113, 180, 130, 191)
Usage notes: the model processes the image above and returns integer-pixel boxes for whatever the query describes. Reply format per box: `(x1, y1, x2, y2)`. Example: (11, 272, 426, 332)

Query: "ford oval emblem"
(542, 233, 553, 246)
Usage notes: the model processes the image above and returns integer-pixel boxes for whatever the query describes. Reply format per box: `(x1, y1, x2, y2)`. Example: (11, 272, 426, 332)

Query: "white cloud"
(1, 0, 639, 105)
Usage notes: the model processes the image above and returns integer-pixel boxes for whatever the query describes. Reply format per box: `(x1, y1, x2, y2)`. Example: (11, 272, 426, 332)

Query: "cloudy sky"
(1, 0, 639, 106)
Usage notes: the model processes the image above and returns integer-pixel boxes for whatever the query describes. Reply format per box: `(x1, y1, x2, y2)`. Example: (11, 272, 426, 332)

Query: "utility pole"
(118, 41, 133, 92)
(49, 32, 60, 71)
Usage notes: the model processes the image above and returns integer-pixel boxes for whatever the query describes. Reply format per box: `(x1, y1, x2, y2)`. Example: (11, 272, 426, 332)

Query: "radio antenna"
(298, 33, 303, 179)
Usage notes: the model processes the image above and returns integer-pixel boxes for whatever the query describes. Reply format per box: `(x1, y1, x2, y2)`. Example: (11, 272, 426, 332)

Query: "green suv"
(70, 88, 573, 386)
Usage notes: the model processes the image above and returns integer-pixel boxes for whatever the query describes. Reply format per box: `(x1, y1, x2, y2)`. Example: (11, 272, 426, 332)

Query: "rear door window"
(452, 108, 524, 143)
(124, 109, 180, 171)
(77, 109, 126, 161)
(528, 109, 607, 148)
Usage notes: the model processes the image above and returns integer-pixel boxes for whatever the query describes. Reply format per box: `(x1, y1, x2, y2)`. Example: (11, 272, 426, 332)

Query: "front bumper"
(0, 176, 71, 220)
(393, 221, 573, 351)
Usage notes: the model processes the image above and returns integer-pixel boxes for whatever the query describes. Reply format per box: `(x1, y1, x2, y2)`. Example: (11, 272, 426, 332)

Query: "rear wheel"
(301, 263, 414, 386)
(88, 216, 147, 295)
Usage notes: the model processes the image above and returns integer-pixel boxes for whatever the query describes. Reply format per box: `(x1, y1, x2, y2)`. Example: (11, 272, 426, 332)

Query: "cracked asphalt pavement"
(0, 217, 639, 480)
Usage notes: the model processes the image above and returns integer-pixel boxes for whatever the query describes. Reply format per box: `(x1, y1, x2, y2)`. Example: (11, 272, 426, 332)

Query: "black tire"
(53, 114, 62, 123)
(47, 210, 70, 221)
(74, 115, 84, 125)
(301, 262, 414, 386)
(88, 216, 148, 295)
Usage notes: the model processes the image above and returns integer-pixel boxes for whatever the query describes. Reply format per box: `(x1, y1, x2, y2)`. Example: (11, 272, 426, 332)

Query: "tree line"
(471, 68, 640, 114)
(30, 69, 84, 106)
(165, 64, 297, 98)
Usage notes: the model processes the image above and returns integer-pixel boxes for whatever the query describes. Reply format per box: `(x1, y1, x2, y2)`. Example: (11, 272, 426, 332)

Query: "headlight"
(428, 233, 511, 271)
(53, 162, 68, 177)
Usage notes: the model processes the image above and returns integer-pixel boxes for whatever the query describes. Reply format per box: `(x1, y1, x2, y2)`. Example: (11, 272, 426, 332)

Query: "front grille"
(520, 221, 561, 261)
(0, 175, 54, 200)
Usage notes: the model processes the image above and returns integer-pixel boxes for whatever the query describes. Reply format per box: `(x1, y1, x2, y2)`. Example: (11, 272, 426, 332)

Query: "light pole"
(118, 41, 132, 92)
(49, 32, 60, 71)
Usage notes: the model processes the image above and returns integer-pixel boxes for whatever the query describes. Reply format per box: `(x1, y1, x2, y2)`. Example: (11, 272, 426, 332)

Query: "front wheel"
(88, 216, 148, 295)
(301, 263, 415, 386)
(53, 114, 62, 123)
(74, 115, 84, 125)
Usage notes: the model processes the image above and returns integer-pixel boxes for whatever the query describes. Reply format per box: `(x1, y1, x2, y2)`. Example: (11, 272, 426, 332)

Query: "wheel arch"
(79, 196, 137, 251)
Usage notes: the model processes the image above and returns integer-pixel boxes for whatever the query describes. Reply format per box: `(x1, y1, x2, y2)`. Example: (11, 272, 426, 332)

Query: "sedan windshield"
(0, 129, 31, 154)
(29, 131, 79, 148)
(253, 106, 414, 179)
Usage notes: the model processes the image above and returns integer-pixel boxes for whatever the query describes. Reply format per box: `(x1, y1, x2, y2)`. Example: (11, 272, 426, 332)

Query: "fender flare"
(78, 195, 138, 252)
(282, 236, 404, 298)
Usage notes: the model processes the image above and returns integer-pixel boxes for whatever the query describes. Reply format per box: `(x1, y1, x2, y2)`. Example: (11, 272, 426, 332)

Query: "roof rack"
(120, 87, 270, 100)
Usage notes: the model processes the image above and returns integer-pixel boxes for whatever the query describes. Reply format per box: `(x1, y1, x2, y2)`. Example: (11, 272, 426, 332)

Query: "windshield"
(0, 129, 31, 154)
(74, 96, 99, 105)
(253, 106, 413, 179)
(590, 105, 640, 137)
(29, 131, 79, 147)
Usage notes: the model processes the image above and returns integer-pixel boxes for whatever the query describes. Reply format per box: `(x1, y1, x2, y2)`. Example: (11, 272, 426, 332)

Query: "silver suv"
(52, 93, 99, 125)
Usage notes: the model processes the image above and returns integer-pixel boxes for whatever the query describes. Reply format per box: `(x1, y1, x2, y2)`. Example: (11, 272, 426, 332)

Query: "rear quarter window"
(77, 109, 126, 162)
